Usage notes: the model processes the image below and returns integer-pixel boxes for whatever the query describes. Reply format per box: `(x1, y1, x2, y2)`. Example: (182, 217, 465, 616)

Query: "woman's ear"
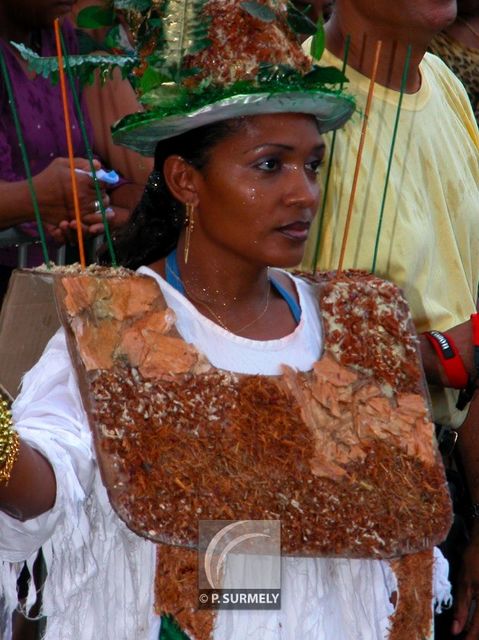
(163, 155, 200, 207)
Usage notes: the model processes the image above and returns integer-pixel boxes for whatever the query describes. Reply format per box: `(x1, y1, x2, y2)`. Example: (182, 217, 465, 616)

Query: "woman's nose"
(283, 167, 320, 208)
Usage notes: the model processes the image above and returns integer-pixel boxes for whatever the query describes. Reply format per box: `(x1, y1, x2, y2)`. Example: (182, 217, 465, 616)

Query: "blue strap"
(270, 278, 302, 324)
(165, 249, 301, 324)
(165, 248, 185, 295)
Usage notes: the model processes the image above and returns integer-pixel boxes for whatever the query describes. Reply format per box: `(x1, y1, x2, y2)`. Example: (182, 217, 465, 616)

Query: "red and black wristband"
(425, 316, 479, 410)
(424, 330, 469, 389)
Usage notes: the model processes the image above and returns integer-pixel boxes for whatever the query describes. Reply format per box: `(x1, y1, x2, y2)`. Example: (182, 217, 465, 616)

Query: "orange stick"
(337, 40, 382, 272)
(53, 18, 86, 269)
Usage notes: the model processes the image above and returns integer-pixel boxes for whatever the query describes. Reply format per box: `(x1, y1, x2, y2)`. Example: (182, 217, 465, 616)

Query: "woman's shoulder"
(270, 268, 320, 316)
(271, 268, 318, 294)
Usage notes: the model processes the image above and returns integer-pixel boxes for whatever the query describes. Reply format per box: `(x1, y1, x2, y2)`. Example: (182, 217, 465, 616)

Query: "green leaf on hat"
(76, 5, 115, 29)
(12, 42, 136, 84)
(257, 62, 297, 83)
(304, 65, 348, 85)
(240, 1, 276, 22)
(139, 66, 172, 93)
(156, 0, 211, 83)
(197, 76, 213, 90)
(286, 3, 317, 35)
(140, 82, 183, 105)
(103, 25, 123, 51)
(310, 16, 325, 61)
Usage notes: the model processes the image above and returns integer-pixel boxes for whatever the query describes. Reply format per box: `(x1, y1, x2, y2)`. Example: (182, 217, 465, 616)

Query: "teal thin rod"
(371, 44, 412, 274)
(310, 34, 351, 275)
(59, 28, 118, 267)
(0, 48, 51, 266)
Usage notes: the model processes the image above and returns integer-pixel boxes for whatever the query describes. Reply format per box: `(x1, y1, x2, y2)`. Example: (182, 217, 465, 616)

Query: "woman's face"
(190, 113, 325, 269)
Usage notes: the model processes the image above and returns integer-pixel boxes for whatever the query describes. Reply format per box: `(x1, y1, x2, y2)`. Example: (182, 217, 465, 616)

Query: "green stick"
(371, 45, 412, 274)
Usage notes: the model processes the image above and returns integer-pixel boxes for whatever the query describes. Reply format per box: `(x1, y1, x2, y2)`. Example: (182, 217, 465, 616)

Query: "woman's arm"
(0, 439, 56, 521)
(0, 330, 94, 542)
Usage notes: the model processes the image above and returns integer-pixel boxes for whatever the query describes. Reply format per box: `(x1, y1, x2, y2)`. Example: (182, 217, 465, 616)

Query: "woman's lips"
(277, 221, 311, 241)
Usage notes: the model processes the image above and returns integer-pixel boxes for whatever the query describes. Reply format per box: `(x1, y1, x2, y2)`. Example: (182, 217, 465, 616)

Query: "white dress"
(0, 269, 444, 639)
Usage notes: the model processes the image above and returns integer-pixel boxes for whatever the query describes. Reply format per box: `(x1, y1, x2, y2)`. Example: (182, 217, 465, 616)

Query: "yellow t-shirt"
(301, 49, 479, 427)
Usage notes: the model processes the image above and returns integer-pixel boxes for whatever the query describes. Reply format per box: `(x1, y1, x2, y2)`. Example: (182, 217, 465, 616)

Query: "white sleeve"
(0, 328, 94, 562)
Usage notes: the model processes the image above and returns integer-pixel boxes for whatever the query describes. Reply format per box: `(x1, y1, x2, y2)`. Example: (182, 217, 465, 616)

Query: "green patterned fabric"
(159, 614, 191, 640)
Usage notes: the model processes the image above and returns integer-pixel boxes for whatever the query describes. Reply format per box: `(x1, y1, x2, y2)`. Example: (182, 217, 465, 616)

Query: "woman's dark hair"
(99, 119, 242, 269)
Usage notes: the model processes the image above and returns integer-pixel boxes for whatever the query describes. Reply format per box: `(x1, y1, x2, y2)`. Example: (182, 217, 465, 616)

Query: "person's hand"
(84, 206, 131, 235)
(63, 207, 116, 238)
(32, 157, 109, 227)
(48, 209, 115, 245)
(45, 222, 70, 245)
(47, 220, 93, 245)
(452, 532, 479, 637)
(56, 205, 130, 240)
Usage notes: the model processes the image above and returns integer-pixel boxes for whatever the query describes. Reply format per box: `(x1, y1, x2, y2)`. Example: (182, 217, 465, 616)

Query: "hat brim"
(112, 91, 355, 156)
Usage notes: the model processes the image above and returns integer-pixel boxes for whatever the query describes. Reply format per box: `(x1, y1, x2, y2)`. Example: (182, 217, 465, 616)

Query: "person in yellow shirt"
(301, 1, 479, 638)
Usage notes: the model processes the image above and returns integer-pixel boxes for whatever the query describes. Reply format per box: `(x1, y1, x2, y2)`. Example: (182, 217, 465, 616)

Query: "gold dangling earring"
(184, 202, 195, 264)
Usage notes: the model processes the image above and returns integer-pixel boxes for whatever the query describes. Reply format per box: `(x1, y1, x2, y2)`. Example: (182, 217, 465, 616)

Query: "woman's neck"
(159, 239, 298, 338)
(325, 13, 428, 93)
(174, 240, 271, 306)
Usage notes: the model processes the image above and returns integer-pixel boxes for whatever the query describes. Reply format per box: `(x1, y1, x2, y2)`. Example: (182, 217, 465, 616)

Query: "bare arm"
(417, 316, 479, 638)
(0, 439, 56, 521)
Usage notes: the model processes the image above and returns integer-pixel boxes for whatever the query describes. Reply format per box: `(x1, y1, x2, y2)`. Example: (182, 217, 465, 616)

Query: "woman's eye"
(306, 159, 322, 174)
(256, 158, 280, 172)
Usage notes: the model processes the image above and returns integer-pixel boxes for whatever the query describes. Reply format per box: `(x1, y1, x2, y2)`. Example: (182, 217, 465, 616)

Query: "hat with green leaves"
(17, 0, 354, 156)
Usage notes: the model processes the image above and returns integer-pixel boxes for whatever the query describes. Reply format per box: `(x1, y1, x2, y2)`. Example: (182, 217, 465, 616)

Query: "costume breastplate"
(55, 267, 451, 640)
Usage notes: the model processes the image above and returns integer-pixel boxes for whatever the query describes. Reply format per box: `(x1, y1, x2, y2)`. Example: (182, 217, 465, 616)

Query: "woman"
(0, 111, 401, 640)
(0, 113, 394, 640)
(0, 1, 448, 638)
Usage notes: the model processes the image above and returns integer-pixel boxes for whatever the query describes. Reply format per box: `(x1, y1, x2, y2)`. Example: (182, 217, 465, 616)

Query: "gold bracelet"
(0, 399, 20, 484)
